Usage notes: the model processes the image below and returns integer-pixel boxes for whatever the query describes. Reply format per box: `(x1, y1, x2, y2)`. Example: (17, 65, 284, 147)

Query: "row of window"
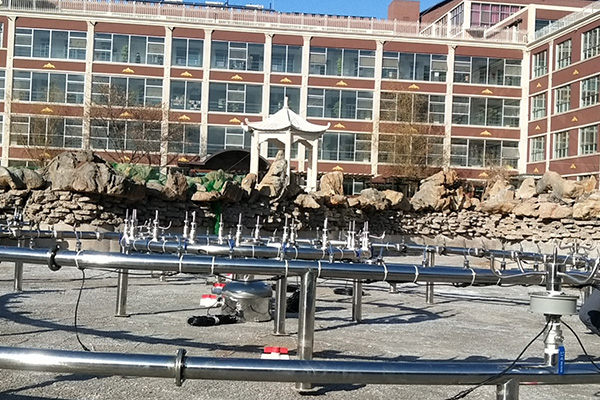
(5, 113, 524, 168)
(529, 125, 598, 161)
(6, 114, 377, 162)
(530, 74, 600, 119)
(8, 72, 525, 126)
(533, 26, 600, 78)
(10, 27, 524, 85)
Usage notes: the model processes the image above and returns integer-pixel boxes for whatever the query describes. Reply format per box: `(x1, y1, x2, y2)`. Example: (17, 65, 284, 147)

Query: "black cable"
(561, 319, 600, 373)
(74, 268, 91, 352)
(444, 318, 551, 400)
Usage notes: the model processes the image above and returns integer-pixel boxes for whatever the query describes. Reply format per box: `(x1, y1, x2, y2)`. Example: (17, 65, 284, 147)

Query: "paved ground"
(0, 254, 600, 400)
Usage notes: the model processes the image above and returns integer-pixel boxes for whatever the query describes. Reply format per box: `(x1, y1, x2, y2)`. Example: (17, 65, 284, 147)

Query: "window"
(583, 27, 600, 60)
(556, 40, 572, 69)
(380, 92, 445, 124)
(10, 116, 83, 148)
(531, 93, 546, 120)
(320, 133, 371, 162)
(15, 28, 86, 60)
(94, 33, 164, 65)
(553, 131, 569, 159)
(450, 138, 518, 167)
(208, 83, 262, 114)
(471, 3, 522, 27)
(207, 126, 251, 154)
(580, 125, 598, 155)
(211, 41, 264, 71)
(271, 45, 302, 74)
(449, 4, 464, 35)
(451, 96, 520, 127)
(90, 119, 160, 152)
(92, 75, 162, 107)
(168, 124, 201, 154)
(310, 47, 375, 78)
(532, 51, 548, 78)
(0, 23, 3, 48)
(170, 80, 201, 110)
(530, 136, 546, 162)
(453, 56, 521, 86)
(378, 135, 442, 166)
(383, 52, 447, 81)
(307, 88, 373, 120)
(555, 85, 571, 114)
(269, 86, 300, 114)
(172, 38, 203, 67)
(12, 71, 84, 104)
(581, 76, 599, 107)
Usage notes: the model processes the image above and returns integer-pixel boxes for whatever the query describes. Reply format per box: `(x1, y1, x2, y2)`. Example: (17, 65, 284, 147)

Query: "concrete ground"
(0, 255, 600, 400)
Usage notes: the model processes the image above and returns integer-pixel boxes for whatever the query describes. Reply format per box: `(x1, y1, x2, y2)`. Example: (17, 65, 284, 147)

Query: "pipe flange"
(47, 245, 61, 271)
(174, 348, 186, 387)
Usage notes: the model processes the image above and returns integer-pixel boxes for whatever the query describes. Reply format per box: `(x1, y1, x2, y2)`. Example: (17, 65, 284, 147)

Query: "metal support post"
(544, 315, 563, 367)
(496, 379, 519, 400)
(273, 276, 287, 335)
(352, 279, 362, 322)
(115, 269, 129, 317)
(426, 251, 435, 304)
(13, 238, 23, 292)
(295, 269, 317, 391)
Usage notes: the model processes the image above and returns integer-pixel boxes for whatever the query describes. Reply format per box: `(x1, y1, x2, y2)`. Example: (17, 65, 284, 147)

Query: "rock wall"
(1, 188, 600, 247)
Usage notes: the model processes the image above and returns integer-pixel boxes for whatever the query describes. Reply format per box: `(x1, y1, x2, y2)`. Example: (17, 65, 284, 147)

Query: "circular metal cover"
(529, 292, 578, 315)
(222, 280, 273, 300)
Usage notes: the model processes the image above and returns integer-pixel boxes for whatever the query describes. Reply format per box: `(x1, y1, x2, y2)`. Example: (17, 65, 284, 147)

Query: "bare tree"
(377, 90, 444, 182)
(88, 83, 190, 168)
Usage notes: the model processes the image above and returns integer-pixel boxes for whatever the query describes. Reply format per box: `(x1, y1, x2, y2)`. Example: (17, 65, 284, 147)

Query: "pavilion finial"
(283, 96, 289, 108)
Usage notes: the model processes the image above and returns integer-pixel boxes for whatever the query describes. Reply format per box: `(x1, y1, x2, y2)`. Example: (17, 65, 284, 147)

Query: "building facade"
(0, 0, 598, 192)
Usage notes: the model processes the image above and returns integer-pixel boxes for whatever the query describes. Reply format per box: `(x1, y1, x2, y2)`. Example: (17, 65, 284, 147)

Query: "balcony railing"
(534, 1, 600, 41)
(2, 0, 526, 43)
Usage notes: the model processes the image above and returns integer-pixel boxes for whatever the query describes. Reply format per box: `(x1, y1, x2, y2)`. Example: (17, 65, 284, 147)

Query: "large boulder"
(383, 189, 411, 211)
(220, 181, 244, 203)
(573, 192, 600, 219)
(257, 150, 287, 198)
(294, 193, 321, 209)
(536, 170, 594, 200)
(319, 171, 344, 196)
(538, 202, 573, 220)
(0, 166, 28, 190)
(45, 151, 145, 201)
(479, 187, 517, 214)
(410, 170, 458, 212)
(162, 170, 189, 201)
(516, 177, 537, 200)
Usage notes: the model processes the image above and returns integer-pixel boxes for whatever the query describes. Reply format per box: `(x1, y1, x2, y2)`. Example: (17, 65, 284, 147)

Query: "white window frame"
(583, 27, 600, 60)
(581, 75, 600, 107)
(532, 51, 548, 78)
(580, 125, 598, 155)
(556, 39, 572, 69)
(530, 136, 546, 162)
(553, 131, 569, 159)
(531, 93, 546, 120)
(555, 85, 571, 114)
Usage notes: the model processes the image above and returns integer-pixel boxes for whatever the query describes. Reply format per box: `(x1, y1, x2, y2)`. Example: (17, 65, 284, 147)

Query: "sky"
(229, 0, 441, 19)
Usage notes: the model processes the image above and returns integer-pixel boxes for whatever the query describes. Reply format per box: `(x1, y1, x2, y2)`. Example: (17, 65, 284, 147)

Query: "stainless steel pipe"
(0, 346, 599, 386)
(296, 270, 317, 391)
(0, 246, 577, 286)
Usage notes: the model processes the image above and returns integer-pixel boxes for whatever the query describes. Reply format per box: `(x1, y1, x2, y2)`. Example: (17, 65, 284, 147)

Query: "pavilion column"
(285, 130, 292, 185)
(250, 130, 260, 175)
(309, 139, 319, 192)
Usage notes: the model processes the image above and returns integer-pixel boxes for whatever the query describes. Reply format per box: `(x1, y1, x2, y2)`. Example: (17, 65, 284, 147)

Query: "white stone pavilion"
(242, 99, 330, 192)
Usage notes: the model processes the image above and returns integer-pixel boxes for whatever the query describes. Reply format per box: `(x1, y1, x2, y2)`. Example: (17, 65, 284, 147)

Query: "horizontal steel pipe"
(0, 346, 599, 386)
(372, 243, 593, 268)
(0, 245, 585, 286)
(129, 239, 366, 261)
